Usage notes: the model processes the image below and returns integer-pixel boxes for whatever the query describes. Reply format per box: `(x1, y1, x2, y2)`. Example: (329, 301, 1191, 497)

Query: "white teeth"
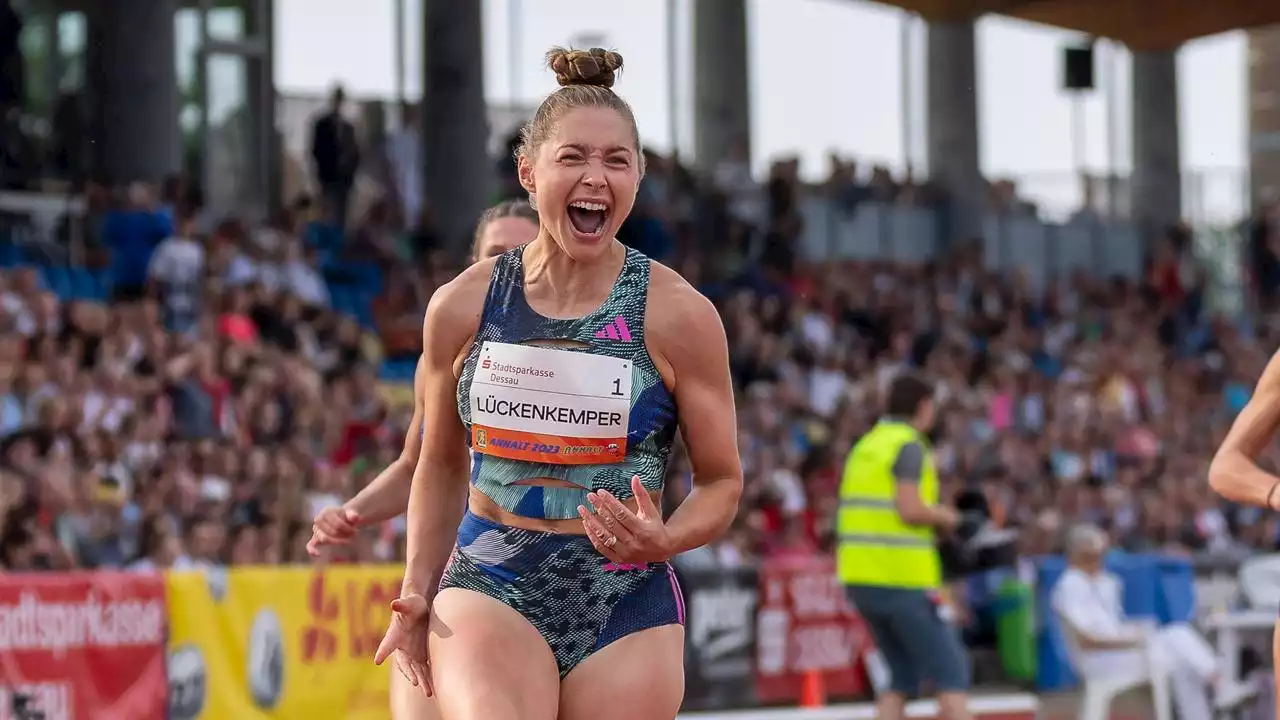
(569, 201, 608, 212)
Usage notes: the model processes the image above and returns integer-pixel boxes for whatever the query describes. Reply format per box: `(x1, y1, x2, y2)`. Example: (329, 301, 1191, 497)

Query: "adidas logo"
(594, 315, 632, 342)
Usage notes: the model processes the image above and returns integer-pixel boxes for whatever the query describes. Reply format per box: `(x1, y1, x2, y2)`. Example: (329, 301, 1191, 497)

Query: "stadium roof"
(881, 0, 1280, 50)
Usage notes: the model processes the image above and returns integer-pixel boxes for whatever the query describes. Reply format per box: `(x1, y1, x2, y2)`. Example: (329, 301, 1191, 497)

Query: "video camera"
(938, 488, 1019, 578)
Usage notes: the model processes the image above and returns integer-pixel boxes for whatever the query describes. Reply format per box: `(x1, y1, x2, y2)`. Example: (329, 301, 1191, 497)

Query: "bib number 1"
(471, 342, 633, 465)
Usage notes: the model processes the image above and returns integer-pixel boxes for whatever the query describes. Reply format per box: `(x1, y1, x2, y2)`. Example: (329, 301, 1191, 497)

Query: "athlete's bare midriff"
(451, 314, 667, 534)
(467, 484, 660, 534)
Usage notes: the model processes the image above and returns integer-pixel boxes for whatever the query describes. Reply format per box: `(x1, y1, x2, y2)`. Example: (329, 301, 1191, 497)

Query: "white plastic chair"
(1237, 555, 1280, 612)
(1057, 615, 1173, 720)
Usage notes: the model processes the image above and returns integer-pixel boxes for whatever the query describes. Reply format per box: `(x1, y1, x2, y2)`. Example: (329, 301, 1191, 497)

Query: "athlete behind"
(307, 201, 536, 720)
(1208, 350, 1280, 696)
(374, 47, 742, 720)
(306, 200, 539, 556)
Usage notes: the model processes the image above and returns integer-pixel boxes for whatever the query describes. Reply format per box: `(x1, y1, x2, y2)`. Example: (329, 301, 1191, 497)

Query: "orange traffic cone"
(799, 669, 827, 708)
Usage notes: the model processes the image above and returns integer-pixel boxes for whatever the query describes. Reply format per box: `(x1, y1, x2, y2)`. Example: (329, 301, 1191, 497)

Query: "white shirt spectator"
(81, 391, 135, 434)
(801, 311, 834, 353)
(1052, 527, 1255, 720)
(386, 126, 422, 228)
(148, 234, 205, 332)
(149, 235, 204, 283)
(809, 366, 848, 417)
(284, 260, 331, 307)
(713, 158, 764, 227)
(0, 291, 33, 335)
(768, 468, 807, 515)
(226, 254, 283, 292)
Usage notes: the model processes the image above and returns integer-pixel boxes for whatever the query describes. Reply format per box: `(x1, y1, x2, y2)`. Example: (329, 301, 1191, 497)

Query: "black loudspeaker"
(1063, 45, 1095, 91)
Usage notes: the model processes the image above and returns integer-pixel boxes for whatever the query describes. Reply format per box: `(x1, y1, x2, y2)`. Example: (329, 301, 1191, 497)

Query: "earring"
(528, 193, 538, 211)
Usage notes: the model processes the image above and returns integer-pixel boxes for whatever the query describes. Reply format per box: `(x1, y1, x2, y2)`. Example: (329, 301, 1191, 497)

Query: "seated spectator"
(281, 239, 329, 309)
(1052, 524, 1254, 720)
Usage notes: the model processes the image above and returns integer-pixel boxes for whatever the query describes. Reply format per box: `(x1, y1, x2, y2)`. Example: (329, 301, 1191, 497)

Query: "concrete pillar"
(693, 0, 751, 174)
(422, 0, 491, 256)
(1248, 28, 1280, 208)
(925, 19, 983, 243)
(98, 0, 180, 184)
(1131, 50, 1181, 238)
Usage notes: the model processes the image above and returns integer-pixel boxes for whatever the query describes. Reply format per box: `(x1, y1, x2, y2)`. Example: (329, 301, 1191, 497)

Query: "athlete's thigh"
(557, 625, 685, 720)
(429, 587, 560, 720)
(391, 664, 442, 720)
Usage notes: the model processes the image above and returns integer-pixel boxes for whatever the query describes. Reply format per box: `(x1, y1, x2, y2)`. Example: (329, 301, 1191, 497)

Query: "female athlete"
(307, 199, 538, 720)
(1209, 350, 1280, 701)
(373, 47, 742, 720)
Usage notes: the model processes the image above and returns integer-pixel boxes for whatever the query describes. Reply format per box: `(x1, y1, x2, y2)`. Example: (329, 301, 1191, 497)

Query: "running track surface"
(677, 693, 1040, 720)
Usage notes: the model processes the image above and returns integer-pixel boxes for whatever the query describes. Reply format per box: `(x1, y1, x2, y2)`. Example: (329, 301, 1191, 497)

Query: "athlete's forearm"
(1208, 451, 1278, 508)
(661, 474, 741, 557)
(344, 457, 415, 524)
(401, 452, 470, 598)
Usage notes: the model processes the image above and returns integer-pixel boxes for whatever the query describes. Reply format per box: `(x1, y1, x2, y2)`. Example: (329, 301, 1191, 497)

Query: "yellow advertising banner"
(165, 565, 403, 720)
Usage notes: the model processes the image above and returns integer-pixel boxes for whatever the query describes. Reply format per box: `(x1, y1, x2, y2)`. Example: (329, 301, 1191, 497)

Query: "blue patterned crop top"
(456, 246, 679, 520)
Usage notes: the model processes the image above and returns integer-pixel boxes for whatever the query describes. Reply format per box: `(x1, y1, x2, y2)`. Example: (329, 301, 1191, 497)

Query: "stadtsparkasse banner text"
(0, 572, 168, 720)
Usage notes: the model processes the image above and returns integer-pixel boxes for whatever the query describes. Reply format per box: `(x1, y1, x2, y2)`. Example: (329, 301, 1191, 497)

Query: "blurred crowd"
(0, 84, 1269, 579)
(0, 186, 408, 572)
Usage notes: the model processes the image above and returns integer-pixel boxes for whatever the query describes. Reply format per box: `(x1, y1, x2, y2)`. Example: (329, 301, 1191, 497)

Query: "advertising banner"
(678, 563, 759, 711)
(754, 555, 873, 704)
(166, 565, 403, 720)
(0, 572, 168, 720)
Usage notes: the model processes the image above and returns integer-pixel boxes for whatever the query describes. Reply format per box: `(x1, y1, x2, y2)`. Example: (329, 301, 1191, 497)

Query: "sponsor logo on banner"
(677, 564, 759, 712)
(754, 555, 873, 705)
(0, 572, 168, 720)
(165, 565, 403, 719)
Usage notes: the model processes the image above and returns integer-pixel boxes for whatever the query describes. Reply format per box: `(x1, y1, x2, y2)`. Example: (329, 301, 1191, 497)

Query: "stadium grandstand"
(2, 0, 1280, 719)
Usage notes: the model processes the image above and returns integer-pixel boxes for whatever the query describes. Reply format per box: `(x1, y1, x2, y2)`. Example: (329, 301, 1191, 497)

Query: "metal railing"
(799, 195, 1145, 291)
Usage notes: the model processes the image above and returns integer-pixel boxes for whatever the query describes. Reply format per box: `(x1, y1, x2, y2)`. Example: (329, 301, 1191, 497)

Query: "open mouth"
(566, 200, 610, 240)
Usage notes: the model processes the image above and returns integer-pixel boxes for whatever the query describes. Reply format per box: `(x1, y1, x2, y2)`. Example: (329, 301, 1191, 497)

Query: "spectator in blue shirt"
(102, 182, 172, 302)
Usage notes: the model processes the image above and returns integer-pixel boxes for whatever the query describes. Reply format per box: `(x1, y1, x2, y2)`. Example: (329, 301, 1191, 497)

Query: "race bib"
(470, 341, 632, 465)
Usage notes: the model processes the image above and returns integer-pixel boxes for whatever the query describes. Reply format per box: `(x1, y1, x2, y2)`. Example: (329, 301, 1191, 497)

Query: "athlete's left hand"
(579, 475, 673, 564)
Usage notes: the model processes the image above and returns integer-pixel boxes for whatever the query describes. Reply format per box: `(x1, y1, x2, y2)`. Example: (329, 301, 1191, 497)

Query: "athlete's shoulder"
(646, 259, 720, 330)
(643, 259, 725, 359)
(427, 257, 499, 319)
(421, 258, 499, 357)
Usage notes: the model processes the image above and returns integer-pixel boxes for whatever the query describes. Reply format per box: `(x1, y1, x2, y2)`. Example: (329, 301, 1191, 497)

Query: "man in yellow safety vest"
(837, 372, 971, 720)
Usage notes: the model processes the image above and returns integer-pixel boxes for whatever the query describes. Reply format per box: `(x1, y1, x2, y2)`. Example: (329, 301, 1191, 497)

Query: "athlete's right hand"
(374, 594, 435, 696)
(306, 506, 362, 557)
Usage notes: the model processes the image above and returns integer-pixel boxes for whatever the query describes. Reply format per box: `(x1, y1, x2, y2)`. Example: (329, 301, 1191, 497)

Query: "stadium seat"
(69, 268, 99, 299)
(1056, 618, 1172, 720)
(329, 286, 353, 318)
(378, 358, 417, 383)
(350, 288, 375, 328)
(0, 242, 19, 268)
(40, 265, 72, 299)
(351, 262, 383, 295)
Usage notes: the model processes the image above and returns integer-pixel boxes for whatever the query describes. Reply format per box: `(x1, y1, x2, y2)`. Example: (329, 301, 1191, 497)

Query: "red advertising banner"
(0, 572, 168, 720)
(754, 554, 873, 704)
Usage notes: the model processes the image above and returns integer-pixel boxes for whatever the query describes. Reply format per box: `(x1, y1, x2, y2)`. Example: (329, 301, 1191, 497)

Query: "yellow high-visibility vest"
(836, 420, 941, 589)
